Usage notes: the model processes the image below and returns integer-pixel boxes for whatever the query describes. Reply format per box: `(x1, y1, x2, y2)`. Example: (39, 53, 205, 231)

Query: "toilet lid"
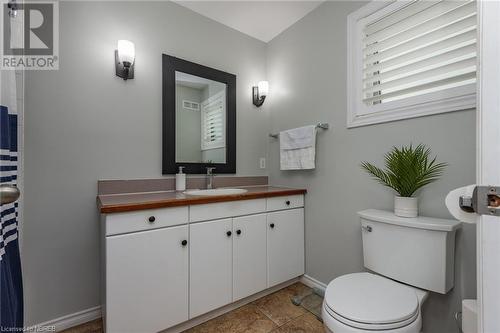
(324, 272, 419, 325)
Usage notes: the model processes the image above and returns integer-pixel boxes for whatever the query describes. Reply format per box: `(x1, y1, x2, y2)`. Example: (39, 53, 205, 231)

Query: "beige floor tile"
(183, 304, 278, 333)
(60, 319, 103, 333)
(271, 313, 324, 333)
(252, 285, 308, 326)
(58, 283, 320, 333)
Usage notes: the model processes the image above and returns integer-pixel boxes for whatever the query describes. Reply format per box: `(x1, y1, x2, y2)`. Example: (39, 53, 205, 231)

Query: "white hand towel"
(280, 125, 316, 170)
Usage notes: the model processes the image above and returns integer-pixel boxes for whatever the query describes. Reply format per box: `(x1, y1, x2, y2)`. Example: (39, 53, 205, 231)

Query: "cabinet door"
(233, 214, 267, 301)
(267, 208, 305, 287)
(190, 218, 233, 318)
(106, 225, 188, 333)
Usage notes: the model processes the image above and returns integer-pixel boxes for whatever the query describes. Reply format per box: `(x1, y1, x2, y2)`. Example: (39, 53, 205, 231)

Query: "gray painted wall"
(266, 2, 476, 333)
(23, 1, 268, 325)
(176, 85, 202, 162)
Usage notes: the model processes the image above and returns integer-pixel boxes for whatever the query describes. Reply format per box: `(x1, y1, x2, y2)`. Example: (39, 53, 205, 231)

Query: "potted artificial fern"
(361, 144, 447, 217)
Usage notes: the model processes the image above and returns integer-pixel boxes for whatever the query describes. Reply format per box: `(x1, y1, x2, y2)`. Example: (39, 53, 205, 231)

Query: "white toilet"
(322, 209, 461, 333)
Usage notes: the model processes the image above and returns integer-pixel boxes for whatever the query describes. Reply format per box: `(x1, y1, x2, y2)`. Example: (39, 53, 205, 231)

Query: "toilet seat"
(323, 301, 419, 330)
(323, 272, 420, 330)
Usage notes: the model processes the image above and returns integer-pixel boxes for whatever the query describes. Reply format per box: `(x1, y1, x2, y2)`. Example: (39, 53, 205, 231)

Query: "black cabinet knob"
(181, 240, 188, 246)
(236, 229, 242, 235)
(148, 216, 156, 223)
(285, 200, 291, 206)
(226, 231, 232, 237)
(270, 223, 275, 229)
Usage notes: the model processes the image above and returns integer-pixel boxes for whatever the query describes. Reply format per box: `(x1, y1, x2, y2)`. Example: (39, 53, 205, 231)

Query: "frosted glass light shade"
(117, 40, 135, 65)
(258, 81, 269, 97)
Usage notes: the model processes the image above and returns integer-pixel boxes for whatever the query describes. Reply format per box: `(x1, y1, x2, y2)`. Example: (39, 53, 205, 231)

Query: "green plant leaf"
(360, 144, 447, 197)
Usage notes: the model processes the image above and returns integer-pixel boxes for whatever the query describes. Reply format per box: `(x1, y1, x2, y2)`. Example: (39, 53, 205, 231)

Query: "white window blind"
(201, 91, 225, 150)
(347, 0, 477, 127)
(363, 0, 476, 105)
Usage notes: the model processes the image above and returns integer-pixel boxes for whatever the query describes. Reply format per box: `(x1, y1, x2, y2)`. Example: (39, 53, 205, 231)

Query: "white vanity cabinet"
(189, 218, 233, 318)
(232, 213, 267, 301)
(105, 225, 189, 333)
(267, 208, 305, 287)
(102, 193, 304, 333)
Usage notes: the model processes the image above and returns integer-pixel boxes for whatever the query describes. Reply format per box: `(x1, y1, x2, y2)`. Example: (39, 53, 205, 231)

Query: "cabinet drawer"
(189, 199, 266, 222)
(267, 195, 304, 211)
(105, 206, 188, 236)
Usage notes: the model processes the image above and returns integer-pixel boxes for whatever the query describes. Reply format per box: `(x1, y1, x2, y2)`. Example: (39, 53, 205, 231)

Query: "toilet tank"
(359, 209, 462, 294)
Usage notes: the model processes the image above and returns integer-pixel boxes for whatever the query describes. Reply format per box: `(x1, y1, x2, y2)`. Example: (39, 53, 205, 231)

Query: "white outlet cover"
(259, 158, 266, 169)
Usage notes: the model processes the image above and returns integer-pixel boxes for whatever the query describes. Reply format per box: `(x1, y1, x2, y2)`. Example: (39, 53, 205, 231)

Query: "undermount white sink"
(184, 188, 248, 196)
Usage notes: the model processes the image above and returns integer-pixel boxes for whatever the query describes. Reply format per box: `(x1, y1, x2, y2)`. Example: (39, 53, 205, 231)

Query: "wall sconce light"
(252, 81, 268, 107)
(115, 40, 135, 80)
(7, 0, 18, 18)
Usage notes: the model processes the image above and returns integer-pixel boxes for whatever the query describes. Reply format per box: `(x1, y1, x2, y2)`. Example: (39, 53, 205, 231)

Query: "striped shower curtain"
(0, 74, 23, 328)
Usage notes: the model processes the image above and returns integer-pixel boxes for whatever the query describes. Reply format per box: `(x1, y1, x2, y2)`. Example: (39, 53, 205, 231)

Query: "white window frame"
(347, 0, 477, 128)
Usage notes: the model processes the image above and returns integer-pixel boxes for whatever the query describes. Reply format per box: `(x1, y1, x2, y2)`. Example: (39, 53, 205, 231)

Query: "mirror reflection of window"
(175, 72, 226, 164)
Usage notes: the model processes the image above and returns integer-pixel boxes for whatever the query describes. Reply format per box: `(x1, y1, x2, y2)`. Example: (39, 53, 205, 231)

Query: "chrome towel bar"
(269, 122, 329, 138)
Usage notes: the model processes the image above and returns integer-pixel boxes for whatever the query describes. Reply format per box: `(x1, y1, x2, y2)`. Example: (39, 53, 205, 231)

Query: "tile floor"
(61, 282, 324, 333)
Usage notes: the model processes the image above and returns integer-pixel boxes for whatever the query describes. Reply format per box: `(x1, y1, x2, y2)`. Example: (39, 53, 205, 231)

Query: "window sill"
(347, 92, 476, 128)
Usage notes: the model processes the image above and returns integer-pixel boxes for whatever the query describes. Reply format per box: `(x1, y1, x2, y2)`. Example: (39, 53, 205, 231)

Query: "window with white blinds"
(201, 91, 226, 150)
(347, 0, 477, 128)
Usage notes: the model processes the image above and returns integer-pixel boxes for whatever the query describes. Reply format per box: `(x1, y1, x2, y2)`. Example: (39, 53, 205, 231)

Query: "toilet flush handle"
(362, 225, 372, 232)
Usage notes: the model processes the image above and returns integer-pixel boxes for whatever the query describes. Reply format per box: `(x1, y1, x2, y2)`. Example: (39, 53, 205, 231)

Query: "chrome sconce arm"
(252, 86, 266, 107)
(252, 81, 268, 107)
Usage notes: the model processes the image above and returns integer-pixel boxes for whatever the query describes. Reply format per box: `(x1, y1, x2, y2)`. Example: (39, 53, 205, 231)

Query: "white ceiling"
(174, 1, 324, 42)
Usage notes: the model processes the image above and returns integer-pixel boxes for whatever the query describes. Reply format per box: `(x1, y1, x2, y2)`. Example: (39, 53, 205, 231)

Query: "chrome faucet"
(206, 167, 216, 189)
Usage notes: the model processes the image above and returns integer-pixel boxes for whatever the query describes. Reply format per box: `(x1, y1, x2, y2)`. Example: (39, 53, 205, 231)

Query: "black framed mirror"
(162, 55, 236, 174)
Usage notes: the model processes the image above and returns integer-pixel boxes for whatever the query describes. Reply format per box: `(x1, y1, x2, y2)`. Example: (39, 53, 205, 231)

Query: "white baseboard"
(300, 274, 327, 292)
(29, 306, 102, 332)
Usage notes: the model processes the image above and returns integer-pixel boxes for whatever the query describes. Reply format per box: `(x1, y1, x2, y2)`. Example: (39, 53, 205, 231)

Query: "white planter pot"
(394, 196, 418, 218)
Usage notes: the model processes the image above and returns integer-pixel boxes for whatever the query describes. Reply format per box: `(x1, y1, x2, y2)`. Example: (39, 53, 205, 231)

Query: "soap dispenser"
(176, 166, 186, 191)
